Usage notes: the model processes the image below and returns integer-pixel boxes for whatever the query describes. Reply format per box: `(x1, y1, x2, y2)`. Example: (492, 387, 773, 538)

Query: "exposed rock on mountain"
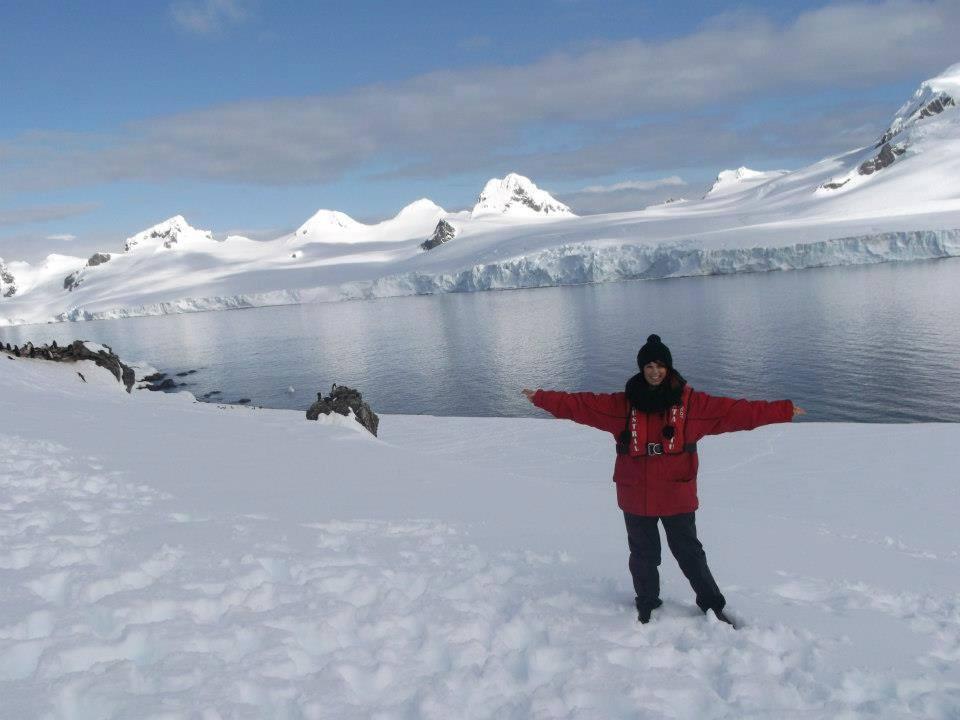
(858, 143, 907, 176)
(0, 260, 15, 297)
(63, 252, 114, 292)
(420, 219, 457, 251)
(877, 62, 960, 145)
(471, 174, 574, 219)
(63, 271, 82, 292)
(307, 384, 379, 436)
(124, 216, 214, 252)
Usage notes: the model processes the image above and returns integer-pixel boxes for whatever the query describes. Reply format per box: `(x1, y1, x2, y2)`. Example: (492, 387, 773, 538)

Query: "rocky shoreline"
(2, 340, 136, 392)
(4, 339, 380, 435)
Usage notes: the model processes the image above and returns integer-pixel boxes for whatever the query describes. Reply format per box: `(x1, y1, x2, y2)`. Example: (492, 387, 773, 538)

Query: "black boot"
(707, 607, 736, 629)
(636, 597, 663, 624)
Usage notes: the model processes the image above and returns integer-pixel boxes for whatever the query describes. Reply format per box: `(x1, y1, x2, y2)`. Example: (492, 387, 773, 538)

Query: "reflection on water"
(3, 259, 960, 422)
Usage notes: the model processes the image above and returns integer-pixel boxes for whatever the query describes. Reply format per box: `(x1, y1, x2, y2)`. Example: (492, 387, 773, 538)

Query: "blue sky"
(2, 0, 958, 261)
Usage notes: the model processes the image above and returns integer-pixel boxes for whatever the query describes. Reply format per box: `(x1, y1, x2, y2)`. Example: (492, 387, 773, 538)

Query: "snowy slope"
(4, 64, 960, 325)
(704, 167, 789, 198)
(2, 354, 959, 718)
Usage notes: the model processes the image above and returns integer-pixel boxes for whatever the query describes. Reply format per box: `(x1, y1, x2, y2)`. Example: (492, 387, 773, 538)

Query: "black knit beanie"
(637, 334, 673, 369)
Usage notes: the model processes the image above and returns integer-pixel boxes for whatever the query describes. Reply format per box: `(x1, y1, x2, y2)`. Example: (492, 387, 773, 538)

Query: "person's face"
(643, 361, 669, 386)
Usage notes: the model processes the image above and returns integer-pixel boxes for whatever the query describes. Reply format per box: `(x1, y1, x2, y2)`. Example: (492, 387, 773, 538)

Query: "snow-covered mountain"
(3, 63, 960, 325)
(704, 167, 789, 198)
(470, 173, 574, 219)
(878, 63, 959, 146)
(123, 215, 217, 253)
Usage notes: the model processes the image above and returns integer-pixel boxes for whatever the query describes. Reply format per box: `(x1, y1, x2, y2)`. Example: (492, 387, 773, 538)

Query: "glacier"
(43, 229, 960, 323)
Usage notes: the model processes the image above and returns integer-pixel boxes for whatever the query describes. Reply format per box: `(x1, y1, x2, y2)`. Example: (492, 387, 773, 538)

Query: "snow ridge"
(879, 62, 960, 145)
(704, 167, 788, 198)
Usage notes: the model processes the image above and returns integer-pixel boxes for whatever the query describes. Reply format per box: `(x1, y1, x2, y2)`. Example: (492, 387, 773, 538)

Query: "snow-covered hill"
(2, 353, 958, 718)
(4, 63, 960, 325)
(704, 167, 789, 198)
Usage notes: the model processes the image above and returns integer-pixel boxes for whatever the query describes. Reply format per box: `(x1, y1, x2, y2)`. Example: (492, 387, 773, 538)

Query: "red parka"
(531, 386, 793, 516)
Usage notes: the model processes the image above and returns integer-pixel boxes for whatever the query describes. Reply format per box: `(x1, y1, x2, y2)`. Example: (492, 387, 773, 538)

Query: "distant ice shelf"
(37, 228, 960, 324)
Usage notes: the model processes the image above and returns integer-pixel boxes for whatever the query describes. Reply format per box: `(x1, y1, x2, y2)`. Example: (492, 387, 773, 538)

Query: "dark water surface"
(3, 259, 960, 422)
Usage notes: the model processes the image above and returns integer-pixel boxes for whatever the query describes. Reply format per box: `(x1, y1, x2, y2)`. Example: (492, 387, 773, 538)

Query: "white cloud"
(5, 1, 960, 190)
(579, 177, 687, 194)
(0, 204, 97, 227)
(170, 0, 248, 34)
(46, 234, 77, 242)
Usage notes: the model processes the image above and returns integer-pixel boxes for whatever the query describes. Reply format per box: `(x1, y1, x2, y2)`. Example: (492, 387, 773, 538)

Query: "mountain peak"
(471, 173, 575, 219)
(878, 62, 960, 145)
(395, 198, 444, 218)
(294, 209, 362, 240)
(123, 216, 213, 252)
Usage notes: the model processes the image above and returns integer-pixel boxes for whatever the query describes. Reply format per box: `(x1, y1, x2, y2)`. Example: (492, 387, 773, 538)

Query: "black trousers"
(623, 511, 726, 613)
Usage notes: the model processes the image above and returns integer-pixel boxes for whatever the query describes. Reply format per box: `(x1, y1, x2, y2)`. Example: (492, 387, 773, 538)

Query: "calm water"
(3, 259, 960, 422)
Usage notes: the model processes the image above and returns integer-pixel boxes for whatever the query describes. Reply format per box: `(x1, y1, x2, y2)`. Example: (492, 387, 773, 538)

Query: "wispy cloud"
(6, 1, 959, 191)
(46, 233, 77, 242)
(170, 0, 249, 35)
(0, 203, 97, 227)
(579, 177, 687, 194)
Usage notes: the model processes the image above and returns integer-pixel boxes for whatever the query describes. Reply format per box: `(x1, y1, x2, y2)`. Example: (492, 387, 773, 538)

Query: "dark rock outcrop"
(877, 94, 955, 146)
(306, 384, 379, 436)
(420, 219, 457, 251)
(63, 252, 113, 292)
(64, 271, 83, 291)
(0, 260, 16, 297)
(821, 179, 850, 191)
(3, 339, 135, 392)
(859, 143, 906, 176)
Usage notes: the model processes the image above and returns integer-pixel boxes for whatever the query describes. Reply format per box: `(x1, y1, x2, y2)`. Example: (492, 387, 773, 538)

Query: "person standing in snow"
(522, 334, 804, 626)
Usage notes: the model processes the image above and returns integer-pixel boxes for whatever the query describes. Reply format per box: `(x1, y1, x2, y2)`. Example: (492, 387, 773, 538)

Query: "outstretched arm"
(687, 390, 800, 439)
(522, 388, 627, 434)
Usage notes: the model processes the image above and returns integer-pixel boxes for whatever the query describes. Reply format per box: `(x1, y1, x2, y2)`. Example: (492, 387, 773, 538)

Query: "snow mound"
(394, 198, 445, 220)
(704, 167, 789, 198)
(471, 173, 575, 219)
(123, 216, 215, 253)
(294, 209, 363, 241)
(291, 200, 446, 246)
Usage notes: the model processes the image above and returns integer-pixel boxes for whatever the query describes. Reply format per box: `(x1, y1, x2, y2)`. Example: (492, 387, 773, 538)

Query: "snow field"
(1, 357, 959, 718)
